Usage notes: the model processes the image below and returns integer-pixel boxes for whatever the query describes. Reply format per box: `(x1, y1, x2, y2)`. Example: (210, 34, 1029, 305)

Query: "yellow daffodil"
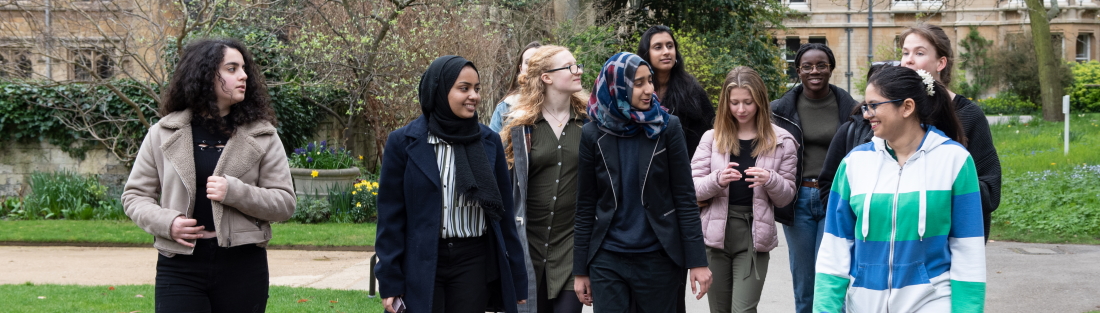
(311, 170, 319, 178)
(352, 191, 357, 195)
(356, 202, 362, 207)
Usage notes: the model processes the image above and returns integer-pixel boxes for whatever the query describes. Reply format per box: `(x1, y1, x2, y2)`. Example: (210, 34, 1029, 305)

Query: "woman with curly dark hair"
(122, 38, 295, 312)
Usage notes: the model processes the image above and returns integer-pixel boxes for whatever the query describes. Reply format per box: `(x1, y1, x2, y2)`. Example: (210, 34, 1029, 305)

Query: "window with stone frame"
(1077, 33, 1092, 63)
(71, 48, 116, 81)
(0, 49, 34, 79)
(784, 37, 800, 83)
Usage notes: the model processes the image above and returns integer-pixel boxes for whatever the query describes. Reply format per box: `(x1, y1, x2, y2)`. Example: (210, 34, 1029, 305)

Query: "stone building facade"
(774, 0, 1100, 97)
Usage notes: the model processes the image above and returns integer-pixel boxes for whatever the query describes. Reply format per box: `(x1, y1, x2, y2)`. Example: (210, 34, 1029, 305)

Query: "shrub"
(976, 92, 1040, 115)
(291, 197, 331, 224)
(1, 197, 26, 220)
(288, 140, 358, 169)
(1069, 60, 1100, 113)
(990, 34, 1074, 105)
(21, 171, 125, 220)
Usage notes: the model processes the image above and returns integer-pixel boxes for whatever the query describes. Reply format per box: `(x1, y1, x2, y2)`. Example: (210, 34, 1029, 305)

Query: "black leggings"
(155, 239, 269, 313)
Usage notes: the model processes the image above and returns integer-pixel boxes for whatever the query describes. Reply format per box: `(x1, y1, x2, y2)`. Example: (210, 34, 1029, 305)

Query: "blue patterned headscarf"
(587, 52, 671, 139)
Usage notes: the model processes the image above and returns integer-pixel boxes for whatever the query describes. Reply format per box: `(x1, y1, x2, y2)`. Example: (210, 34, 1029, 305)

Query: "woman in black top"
(637, 25, 716, 153)
(898, 24, 1002, 241)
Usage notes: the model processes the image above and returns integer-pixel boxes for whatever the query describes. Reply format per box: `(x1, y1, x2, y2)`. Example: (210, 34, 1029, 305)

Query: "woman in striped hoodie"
(813, 66, 985, 313)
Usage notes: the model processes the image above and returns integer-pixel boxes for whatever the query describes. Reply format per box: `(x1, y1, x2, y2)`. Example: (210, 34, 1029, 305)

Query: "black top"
(952, 95, 1002, 239)
(602, 133, 661, 253)
(191, 119, 229, 231)
(665, 80, 716, 155)
(728, 139, 757, 206)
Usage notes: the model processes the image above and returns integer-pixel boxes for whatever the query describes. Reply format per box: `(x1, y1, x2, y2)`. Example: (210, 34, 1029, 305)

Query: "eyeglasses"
(799, 63, 831, 73)
(860, 99, 904, 117)
(546, 64, 584, 74)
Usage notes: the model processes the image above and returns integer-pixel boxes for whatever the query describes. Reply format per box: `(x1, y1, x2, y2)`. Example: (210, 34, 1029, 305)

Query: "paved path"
(2, 227, 1099, 312)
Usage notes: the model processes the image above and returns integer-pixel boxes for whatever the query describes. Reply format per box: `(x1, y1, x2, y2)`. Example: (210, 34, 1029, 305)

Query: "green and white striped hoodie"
(813, 126, 986, 313)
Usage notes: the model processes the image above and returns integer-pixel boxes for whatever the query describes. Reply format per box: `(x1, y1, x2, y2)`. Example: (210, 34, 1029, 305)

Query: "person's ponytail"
(926, 81, 967, 146)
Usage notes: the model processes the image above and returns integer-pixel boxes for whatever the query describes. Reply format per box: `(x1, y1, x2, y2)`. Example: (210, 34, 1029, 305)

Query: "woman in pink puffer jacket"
(690, 66, 798, 313)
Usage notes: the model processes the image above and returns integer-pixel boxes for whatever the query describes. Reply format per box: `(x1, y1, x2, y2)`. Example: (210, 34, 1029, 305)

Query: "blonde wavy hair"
(501, 45, 589, 168)
(713, 66, 777, 157)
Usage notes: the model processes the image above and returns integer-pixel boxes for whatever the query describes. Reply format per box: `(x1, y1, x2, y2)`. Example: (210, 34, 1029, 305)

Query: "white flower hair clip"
(916, 69, 935, 96)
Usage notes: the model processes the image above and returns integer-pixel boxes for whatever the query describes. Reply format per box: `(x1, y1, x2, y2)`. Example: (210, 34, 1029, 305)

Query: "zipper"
(596, 134, 618, 213)
(887, 165, 903, 312)
(640, 137, 661, 207)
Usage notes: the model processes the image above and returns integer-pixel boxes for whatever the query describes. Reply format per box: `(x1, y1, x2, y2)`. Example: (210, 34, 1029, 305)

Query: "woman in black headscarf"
(375, 55, 529, 313)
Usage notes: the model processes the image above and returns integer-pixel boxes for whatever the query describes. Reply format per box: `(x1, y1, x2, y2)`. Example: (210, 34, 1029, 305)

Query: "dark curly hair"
(160, 38, 276, 135)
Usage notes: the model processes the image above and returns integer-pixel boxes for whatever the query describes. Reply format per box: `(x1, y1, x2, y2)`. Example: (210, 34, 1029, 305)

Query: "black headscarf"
(418, 55, 504, 222)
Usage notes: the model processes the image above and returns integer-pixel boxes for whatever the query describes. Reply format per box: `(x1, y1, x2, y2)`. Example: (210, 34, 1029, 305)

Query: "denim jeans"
(782, 186, 826, 313)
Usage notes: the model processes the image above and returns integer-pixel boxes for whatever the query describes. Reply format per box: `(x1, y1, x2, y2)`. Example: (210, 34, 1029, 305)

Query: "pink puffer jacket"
(690, 125, 798, 252)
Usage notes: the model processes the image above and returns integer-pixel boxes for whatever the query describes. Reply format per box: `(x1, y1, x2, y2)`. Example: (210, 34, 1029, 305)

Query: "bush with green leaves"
(976, 92, 1040, 115)
(991, 34, 1074, 105)
(1069, 60, 1100, 113)
(18, 171, 125, 220)
(290, 197, 331, 224)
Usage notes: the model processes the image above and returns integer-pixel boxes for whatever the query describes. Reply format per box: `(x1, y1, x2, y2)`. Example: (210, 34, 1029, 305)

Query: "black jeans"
(589, 250, 682, 313)
(155, 238, 269, 313)
(433, 236, 493, 313)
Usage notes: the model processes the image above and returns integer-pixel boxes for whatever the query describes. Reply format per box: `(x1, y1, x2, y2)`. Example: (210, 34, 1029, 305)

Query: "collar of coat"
(157, 109, 277, 137)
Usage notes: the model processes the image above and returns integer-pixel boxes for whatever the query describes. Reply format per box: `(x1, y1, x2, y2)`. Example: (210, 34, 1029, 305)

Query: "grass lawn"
(988, 113, 1100, 244)
(0, 220, 376, 247)
(0, 283, 382, 312)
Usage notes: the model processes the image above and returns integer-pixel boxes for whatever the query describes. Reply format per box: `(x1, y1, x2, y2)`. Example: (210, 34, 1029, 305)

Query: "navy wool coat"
(374, 116, 529, 313)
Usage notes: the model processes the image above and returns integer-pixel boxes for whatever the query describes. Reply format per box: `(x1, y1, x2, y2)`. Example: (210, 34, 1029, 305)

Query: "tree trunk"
(1024, 0, 1065, 121)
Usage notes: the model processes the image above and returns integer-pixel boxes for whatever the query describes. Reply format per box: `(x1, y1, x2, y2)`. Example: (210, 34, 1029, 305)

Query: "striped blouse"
(427, 134, 486, 239)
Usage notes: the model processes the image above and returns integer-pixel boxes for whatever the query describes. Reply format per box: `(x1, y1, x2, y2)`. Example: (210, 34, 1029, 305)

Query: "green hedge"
(1069, 60, 1100, 113)
(0, 79, 330, 161)
(0, 80, 158, 160)
(976, 92, 1040, 115)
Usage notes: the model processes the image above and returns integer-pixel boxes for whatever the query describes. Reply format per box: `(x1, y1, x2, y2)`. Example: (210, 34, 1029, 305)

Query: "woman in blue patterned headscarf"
(572, 52, 712, 311)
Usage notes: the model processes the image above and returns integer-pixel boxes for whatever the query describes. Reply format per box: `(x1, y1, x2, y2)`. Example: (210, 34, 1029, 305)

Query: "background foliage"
(600, 0, 794, 100)
(990, 34, 1074, 106)
(1, 171, 124, 221)
(990, 113, 1100, 241)
(956, 26, 995, 98)
(1068, 60, 1100, 113)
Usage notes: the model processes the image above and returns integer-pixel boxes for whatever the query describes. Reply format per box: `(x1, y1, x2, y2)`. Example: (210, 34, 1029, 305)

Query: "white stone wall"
(0, 141, 129, 197)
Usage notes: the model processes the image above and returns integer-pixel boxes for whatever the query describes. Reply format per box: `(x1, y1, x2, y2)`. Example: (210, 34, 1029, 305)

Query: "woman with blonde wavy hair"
(691, 66, 798, 313)
(501, 44, 587, 313)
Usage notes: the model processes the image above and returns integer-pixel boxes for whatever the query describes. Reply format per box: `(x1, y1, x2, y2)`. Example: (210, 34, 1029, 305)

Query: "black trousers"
(589, 250, 682, 313)
(155, 238, 269, 313)
(433, 236, 493, 313)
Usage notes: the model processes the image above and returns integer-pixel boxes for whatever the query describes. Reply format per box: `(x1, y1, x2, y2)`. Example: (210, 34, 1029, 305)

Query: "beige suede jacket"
(122, 109, 296, 256)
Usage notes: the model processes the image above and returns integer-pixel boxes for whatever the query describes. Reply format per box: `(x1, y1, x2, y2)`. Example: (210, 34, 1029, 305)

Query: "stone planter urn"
(290, 167, 360, 196)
